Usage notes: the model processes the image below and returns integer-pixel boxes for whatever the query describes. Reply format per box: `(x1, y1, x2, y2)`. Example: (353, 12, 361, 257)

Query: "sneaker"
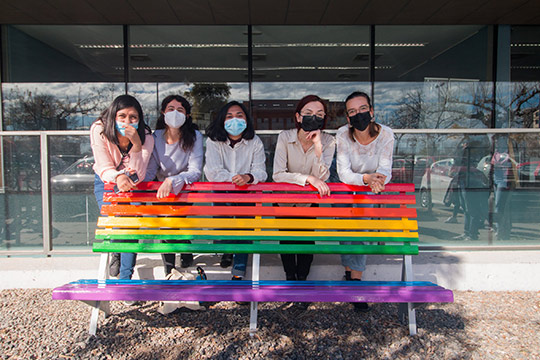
(181, 254, 193, 268)
(109, 253, 120, 277)
(444, 216, 458, 224)
(353, 302, 370, 312)
(452, 234, 470, 240)
(220, 254, 233, 268)
(123, 301, 139, 306)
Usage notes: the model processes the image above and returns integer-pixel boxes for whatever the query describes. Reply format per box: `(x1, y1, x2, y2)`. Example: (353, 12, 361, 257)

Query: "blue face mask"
(116, 121, 139, 136)
(224, 117, 247, 137)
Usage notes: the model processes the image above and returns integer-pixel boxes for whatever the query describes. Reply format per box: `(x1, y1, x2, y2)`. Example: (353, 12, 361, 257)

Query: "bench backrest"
(94, 182, 418, 255)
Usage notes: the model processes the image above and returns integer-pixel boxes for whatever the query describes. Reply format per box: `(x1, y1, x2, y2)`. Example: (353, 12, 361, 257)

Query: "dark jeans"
(94, 174, 137, 280)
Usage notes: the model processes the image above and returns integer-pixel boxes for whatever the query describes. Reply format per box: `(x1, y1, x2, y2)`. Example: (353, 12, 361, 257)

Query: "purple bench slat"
(53, 282, 454, 303)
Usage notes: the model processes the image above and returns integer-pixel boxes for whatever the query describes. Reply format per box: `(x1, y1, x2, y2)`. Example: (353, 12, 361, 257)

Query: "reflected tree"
(183, 83, 231, 126)
(3, 84, 118, 130)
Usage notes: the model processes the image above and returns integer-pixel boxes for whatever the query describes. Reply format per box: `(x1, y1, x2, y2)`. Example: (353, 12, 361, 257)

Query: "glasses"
(347, 106, 370, 117)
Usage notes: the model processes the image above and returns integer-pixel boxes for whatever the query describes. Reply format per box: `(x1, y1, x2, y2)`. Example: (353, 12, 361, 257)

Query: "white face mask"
(164, 110, 186, 129)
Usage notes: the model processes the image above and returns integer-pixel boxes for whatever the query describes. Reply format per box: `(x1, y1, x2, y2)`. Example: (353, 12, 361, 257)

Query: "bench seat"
(53, 279, 454, 304)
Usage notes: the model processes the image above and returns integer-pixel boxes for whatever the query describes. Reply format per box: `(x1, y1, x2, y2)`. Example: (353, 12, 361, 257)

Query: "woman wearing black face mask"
(336, 91, 394, 312)
(273, 95, 336, 297)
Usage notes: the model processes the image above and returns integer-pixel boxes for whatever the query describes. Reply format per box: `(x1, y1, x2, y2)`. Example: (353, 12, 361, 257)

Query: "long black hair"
(95, 94, 150, 145)
(205, 101, 255, 142)
(155, 95, 198, 151)
(345, 91, 380, 139)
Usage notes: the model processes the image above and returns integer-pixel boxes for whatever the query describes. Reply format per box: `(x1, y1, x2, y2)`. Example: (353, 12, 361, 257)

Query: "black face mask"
(300, 115, 325, 132)
(349, 111, 372, 131)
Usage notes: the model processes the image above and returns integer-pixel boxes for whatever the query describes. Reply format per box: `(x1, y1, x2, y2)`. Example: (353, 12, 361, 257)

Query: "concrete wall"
(2, 251, 539, 291)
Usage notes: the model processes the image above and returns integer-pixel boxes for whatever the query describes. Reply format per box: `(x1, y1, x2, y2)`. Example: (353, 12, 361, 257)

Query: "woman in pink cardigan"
(90, 95, 154, 280)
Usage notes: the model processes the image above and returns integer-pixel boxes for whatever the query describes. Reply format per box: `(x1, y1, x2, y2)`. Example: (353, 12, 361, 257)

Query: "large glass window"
(410, 132, 540, 246)
(375, 26, 493, 130)
(0, 136, 42, 251)
(2, 83, 124, 130)
(49, 135, 95, 250)
(251, 26, 371, 132)
(128, 26, 249, 131)
(495, 26, 540, 128)
(3, 25, 124, 82)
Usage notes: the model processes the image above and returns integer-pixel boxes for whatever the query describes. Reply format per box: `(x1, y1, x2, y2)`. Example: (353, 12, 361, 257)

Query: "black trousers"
(279, 203, 317, 280)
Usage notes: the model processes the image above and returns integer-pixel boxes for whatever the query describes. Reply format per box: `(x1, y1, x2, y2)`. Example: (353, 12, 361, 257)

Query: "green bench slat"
(92, 242, 419, 255)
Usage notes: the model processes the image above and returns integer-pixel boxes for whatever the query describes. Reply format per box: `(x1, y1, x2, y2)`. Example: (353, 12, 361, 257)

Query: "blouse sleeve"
(203, 138, 234, 182)
(144, 145, 159, 182)
(336, 133, 365, 186)
(249, 136, 268, 184)
(376, 129, 394, 184)
(168, 131, 204, 193)
(90, 123, 123, 183)
(272, 132, 309, 186)
(310, 134, 335, 182)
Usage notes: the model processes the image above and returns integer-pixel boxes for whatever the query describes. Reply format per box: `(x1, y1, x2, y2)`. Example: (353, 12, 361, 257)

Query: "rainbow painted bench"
(53, 182, 453, 336)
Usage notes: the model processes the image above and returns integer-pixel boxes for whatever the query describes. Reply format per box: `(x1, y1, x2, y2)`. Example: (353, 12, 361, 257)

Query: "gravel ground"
(1, 289, 539, 360)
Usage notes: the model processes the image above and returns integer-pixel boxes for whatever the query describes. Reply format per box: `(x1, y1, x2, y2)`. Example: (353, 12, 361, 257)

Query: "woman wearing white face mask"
(204, 101, 267, 281)
(144, 95, 203, 274)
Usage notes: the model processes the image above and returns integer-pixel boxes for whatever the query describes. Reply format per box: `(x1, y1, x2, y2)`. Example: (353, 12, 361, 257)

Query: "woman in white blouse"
(273, 94, 336, 287)
(336, 91, 394, 312)
(144, 95, 204, 275)
(204, 101, 267, 280)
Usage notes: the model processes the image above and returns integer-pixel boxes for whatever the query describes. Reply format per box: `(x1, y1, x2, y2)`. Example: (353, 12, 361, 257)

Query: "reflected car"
(420, 157, 491, 210)
(419, 158, 454, 209)
(515, 161, 540, 188)
(392, 158, 414, 183)
(51, 156, 95, 192)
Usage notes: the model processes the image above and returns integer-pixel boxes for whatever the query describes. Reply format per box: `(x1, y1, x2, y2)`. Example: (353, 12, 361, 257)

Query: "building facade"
(0, 2, 539, 255)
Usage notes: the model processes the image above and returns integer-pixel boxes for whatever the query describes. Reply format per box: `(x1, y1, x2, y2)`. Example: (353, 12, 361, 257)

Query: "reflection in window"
(376, 81, 493, 129)
(250, 26, 370, 131)
(128, 26, 247, 83)
(0, 136, 43, 250)
(3, 25, 124, 82)
(128, 82, 249, 131)
(2, 83, 124, 130)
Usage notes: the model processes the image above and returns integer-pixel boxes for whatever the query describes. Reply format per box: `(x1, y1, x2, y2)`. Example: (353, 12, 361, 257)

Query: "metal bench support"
(249, 253, 260, 336)
(399, 254, 417, 336)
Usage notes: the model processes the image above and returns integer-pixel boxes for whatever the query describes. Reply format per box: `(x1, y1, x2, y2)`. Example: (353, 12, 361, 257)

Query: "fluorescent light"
(78, 42, 426, 50)
(125, 65, 392, 71)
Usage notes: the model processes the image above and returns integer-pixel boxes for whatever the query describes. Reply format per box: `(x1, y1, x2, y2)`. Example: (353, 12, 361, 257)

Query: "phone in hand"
(113, 172, 139, 194)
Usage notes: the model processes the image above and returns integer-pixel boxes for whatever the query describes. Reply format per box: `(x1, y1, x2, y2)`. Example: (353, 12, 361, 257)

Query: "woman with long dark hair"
(90, 94, 154, 281)
(144, 94, 203, 274)
(204, 101, 267, 280)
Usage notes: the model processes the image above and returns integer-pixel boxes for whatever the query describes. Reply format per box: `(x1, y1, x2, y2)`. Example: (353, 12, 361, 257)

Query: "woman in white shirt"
(336, 91, 394, 312)
(204, 101, 267, 280)
(144, 95, 204, 275)
(273, 94, 336, 286)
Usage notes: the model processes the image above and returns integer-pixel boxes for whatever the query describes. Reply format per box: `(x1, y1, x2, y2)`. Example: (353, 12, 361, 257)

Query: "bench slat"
(97, 217, 419, 231)
(92, 242, 419, 255)
(53, 280, 453, 303)
(103, 192, 416, 205)
(101, 204, 418, 218)
(95, 230, 418, 242)
(108, 182, 416, 193)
